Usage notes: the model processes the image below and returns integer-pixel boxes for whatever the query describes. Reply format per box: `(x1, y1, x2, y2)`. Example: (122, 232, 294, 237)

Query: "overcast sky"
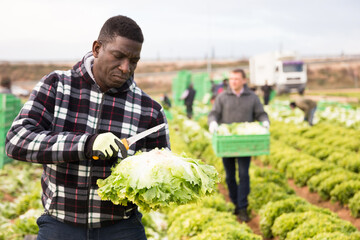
(1, 0, 359, 61)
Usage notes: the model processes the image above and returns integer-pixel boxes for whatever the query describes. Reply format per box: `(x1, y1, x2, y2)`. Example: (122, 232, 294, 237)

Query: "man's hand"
(209, 121, 219, 134)
(262, 121, 270, 130)
(92, 132, 125, 160)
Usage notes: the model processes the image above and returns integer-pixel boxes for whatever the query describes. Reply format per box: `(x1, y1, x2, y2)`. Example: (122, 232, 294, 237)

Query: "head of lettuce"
(97, 148, 220, 212)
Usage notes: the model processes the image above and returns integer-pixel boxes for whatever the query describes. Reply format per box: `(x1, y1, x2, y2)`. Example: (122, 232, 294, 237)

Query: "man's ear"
(92, 40, 101, 58)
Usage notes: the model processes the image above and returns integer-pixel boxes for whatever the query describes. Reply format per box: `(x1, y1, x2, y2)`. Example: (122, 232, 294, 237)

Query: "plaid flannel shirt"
(5, 52, 170, 228)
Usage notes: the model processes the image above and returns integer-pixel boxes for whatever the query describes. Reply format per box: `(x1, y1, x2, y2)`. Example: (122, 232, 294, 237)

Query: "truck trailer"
(249, 51, 307, 94)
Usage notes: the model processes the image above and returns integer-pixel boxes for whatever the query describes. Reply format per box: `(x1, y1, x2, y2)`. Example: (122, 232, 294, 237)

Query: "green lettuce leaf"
(97, 148, 220, 211)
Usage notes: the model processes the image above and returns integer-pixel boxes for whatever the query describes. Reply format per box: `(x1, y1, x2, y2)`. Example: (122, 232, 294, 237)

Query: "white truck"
(249, 51, 307, 94)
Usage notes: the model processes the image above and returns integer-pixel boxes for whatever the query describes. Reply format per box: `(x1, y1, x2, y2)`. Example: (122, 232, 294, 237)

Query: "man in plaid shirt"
(5, 15, 170, 240)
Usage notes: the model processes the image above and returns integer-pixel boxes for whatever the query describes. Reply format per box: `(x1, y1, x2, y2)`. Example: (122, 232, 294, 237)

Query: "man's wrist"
(85, 134, 98, 158)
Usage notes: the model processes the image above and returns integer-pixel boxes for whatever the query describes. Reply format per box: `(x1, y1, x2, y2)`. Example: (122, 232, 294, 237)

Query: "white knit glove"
(209, 121, 219, 134)
(92, 132, 123, 160)
(262, 121, 270, 129)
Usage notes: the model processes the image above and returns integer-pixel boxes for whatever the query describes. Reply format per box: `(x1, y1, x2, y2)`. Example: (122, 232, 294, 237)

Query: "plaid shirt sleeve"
(5, 56, 171, 227)
(5, 72, 90, 164)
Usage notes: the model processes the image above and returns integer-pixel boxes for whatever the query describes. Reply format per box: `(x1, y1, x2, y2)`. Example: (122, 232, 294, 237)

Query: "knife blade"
(120, 123, 166, 150)
(92, 123, 166, 160)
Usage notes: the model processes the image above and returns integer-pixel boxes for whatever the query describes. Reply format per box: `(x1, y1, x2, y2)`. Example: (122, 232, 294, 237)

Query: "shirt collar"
(83, 51, 135, 93)
(231, 87, 244, 97)
(84, 53, 95, 82)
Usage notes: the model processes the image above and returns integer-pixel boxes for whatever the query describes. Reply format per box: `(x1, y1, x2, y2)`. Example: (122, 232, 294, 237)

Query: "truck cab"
(249, 51, 307, 95)
(275, 60, 307, 94)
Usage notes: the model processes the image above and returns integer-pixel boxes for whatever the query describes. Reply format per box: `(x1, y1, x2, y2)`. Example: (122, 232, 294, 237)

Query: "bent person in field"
(290, 98, 317, 126)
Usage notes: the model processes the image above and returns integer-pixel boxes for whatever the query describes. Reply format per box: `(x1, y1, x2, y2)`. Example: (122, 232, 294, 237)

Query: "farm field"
(1, 59, 360, 239)
(1, 96, 360, 239)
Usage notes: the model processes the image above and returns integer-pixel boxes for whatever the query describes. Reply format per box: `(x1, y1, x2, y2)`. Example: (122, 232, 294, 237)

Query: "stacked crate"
(211, 122, 270, 157)
(172, 70, 191, 106)
(0, 94, 22, 169)
(212, 133, 270, 157)
(192, 72, 211, 102)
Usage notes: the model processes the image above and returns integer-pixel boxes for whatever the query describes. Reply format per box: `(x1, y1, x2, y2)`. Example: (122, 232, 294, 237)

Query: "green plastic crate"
(164, 109, 173, 120)
(0, 145, 12, 169)
(192, 72, 210, 102)
(0, 125, 13, 169)
(0, 109, 17, 125)
(269, 90, 276, 101)
(0, 155, 13, 169)
(0, 126, 10, 139)
(212, 133, 270, 157)
(0, 94, 17, 110)
(0, 94, 22, 169)
(172, 71, 192, 106)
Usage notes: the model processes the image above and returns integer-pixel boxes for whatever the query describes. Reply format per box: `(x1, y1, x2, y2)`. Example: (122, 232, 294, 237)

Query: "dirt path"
(252, 159, 360, 231)
(217, 183, 263, 236)
(288, 179, 360, 230)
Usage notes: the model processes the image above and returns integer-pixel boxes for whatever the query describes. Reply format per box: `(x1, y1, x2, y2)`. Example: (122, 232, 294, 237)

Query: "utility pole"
(206, 1, 212, 76)
(207, 50, 212, 75)
(207, 47, 214, 75)
(353, 68, 358, 89)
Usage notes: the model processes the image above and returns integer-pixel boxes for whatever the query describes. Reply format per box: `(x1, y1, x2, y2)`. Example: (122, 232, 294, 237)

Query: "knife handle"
(121, 138, 129, 150)
(92, 138, 129, 160)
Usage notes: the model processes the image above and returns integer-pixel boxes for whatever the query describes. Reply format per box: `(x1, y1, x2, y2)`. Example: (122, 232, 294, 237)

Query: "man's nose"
(118, 59, 130, 73)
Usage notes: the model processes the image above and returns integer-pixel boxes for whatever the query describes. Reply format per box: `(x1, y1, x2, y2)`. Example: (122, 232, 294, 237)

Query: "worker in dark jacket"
(6, 15, 170, 240)
(0, 76, 12, 94)
(261, 81, 273, 105)
(161, 93, 172, 109)
(208, 68, 269, 222)
(290, 98, 317, 126)
(181, 83, 196, 119)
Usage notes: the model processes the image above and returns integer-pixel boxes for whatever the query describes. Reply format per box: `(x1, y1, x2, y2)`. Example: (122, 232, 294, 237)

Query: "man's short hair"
(232, 69, 246, 79)
(290, 102, 296, 108)
(98, 15, 144, 44)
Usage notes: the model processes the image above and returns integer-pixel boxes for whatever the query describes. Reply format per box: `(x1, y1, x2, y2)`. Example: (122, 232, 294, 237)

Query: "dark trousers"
(36, 211, 146, 240)
(185, 104, 193, 119)
(304, 107, 317, 126)
(222, 156, 251, 209)
(264, 95, 270, 105)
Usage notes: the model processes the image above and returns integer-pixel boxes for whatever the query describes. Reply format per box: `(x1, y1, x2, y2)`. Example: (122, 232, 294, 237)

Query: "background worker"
(160, 93, 172, 109)
(6, 15, 170, 240)
(261, 81, 273, 105)
(216, 78, 229, 95)
(0, 76, 12, 94)
(181, 83, 196, 119)
(290, 98, 317, 126)
(208, 68, 269, 222)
